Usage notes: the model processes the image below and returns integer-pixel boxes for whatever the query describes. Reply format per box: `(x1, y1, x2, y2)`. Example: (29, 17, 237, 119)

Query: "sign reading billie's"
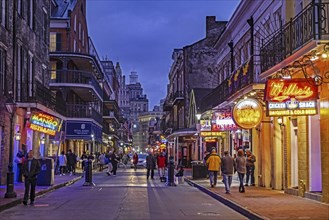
(265, 78, 318, 116)
(232, 98, 263, 129)
(29, 112, 62, 136)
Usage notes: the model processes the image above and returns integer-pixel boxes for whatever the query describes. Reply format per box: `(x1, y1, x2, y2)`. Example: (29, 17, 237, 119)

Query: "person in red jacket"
(132, 152, 138, 171)
(157, 152, 167, 181)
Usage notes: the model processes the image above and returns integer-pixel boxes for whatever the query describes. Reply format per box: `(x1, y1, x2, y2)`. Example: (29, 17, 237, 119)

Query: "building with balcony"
(0, 0, 59, 184)
(197, 0, 329, 203)
(164, 17, 227, 166)
(50, 0, 103, 156)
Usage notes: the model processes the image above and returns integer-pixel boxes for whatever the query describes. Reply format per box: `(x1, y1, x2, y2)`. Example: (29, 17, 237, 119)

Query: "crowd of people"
(204, 145, 256, 194)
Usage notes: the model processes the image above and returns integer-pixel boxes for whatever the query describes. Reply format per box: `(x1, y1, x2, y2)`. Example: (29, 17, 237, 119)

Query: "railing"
(49, 69, 103, 97)
(103, 109, 120, 123)
(172, 91, 184, 105)
(66, 104, 103, 125)
(200, 78, 229, 111)
(260, 2, 329, 72)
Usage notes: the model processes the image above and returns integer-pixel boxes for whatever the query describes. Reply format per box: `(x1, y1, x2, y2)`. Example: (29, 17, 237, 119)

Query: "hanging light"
(40, 137, 46, 144)
(15, 131, 21, 141)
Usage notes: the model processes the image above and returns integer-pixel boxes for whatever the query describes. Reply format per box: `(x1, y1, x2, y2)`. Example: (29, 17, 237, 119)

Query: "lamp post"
(4, 99, 17, 198)
(195, 113, 202, 161)
(91, 134, 95, 153)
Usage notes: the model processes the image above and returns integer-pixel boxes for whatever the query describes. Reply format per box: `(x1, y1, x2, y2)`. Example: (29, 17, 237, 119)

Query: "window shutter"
(56, 33, 62, 51)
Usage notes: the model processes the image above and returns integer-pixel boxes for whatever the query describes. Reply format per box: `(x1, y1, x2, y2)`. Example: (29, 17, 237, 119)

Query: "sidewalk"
(0, 173, 83, 212)
(185, 176, 329, 220)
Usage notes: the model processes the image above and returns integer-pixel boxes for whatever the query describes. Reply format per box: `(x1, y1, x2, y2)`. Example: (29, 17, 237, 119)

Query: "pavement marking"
(95, 183, 167, 188)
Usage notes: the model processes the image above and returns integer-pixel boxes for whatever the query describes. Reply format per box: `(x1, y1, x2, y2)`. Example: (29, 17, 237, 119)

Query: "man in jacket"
(206, 148, 221, 187)
(245, 149, 256, 186)
(146, 152, 156, 180)
(221, 151, 235, 193)
(22, 150, 41, 205)
(66, 149, 77, 175)
(157, 152, 166, 181)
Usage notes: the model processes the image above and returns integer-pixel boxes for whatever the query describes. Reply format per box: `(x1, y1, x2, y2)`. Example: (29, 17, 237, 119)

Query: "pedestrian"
(22, 150, 41, 205)
(111, 150, 120, 176)
(58, 151, 67, 176)
(122, 154, 128, 170)
(245, 149, 256, 186)
(206, 148, 221, 187)
(146, 152, 156, 180)
(236, 149, 247, 193)
(66, 149, 77, 176)
(157, 152, 166, 181)
(98, 152, 106, 172)
(106, 151, 113, 176)
(221, 150, 235, 194)
(81, 151, 88, 175)
(133, 152, 138, 171)
(15, 150, 25, 182)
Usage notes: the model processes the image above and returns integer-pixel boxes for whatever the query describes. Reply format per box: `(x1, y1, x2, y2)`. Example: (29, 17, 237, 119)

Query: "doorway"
(290, 118, 298, 188)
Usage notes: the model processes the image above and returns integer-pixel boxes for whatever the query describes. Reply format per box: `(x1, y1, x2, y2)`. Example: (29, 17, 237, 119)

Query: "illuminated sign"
(211, 112, 237, 131)
(265, 78, 318, 116)
(265, 78, 318, 102)
(29, 112, 62, 136)
(232, 98, 263, 129)
(200, 120, 211, 131)
(200, 131, 225, 137)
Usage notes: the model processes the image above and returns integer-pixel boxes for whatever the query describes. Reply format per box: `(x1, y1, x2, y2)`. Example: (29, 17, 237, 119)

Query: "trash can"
(192, 164, 208, 179)
(37, 158, 54, 186)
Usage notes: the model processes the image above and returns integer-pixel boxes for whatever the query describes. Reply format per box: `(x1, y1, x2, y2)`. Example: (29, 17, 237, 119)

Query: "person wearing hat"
(206, 148, 221, 187)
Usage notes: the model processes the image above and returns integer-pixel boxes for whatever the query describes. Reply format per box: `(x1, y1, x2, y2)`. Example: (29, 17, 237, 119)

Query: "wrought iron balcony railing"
(66, 104, 103, 125)
(49, 69, 103, 97)
(260, 2, 329, 72)
(172, 91, 184, 104)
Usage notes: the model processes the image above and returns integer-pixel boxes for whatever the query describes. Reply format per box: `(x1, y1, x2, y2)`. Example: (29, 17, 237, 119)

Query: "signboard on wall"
(264, 78, 318, 116)
(232, 98, 263, 129)
(211, 112, 237, 131)
(66, 121, 102, 141)
(29, 112, 62, 136)
(200, 120, 211, 131)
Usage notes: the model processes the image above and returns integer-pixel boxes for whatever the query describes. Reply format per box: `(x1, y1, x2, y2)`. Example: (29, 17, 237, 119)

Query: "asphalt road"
(1, 168, 247, 220)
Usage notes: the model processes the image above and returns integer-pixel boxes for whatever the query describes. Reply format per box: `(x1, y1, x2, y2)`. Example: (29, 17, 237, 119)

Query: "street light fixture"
(195, 113, 202, 161)
(15, 131, 21, 141)
(41, 137, 46, 145)
(4, 98, 17, 198)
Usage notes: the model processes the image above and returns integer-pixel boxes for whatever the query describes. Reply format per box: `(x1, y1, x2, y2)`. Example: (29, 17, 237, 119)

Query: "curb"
(184, 178, 267, 220)
(0, 176, 82, 213)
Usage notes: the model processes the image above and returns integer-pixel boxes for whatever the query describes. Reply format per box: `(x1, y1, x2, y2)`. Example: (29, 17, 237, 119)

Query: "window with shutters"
(43, 9, 47, 44)
(74, 15, 77, 32)
(17, 45, 22, 101)
(79, 22, 81, 40)
(0, 48, 6, 95)
(28, 53, 33, 97)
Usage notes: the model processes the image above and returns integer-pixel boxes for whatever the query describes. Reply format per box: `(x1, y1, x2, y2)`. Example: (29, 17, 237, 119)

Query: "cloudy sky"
(87, 0, 240, 108)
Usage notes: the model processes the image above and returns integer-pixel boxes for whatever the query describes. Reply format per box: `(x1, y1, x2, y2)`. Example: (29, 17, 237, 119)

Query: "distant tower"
(129, 71, 138, 84)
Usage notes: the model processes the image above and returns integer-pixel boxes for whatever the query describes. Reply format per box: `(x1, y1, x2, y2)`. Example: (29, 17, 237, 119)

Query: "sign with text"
(211, 112, 237, 131)
(200, 131, 225, 137)
(232, 98, 263, 129)
(265, 78, 318, 116)
(29, 112, 62, 136)
(200, 120, 211, 131)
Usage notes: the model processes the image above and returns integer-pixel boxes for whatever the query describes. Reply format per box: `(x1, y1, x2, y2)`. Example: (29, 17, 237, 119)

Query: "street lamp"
(91, 134, 95, 153)
(15, 131, 21, 141)
(195, 113, 202, 161)
(4, 98, 17, 198)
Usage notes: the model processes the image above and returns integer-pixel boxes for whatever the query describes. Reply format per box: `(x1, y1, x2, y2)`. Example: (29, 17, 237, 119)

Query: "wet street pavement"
(0, 168, 246, 220)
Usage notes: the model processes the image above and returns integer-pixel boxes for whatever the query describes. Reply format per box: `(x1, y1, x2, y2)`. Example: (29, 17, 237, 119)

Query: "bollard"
(166, 156, 176, 186)
(83, 159, 95, 186)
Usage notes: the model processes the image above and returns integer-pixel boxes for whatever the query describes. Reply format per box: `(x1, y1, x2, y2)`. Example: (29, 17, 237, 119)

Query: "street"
(1, 168, 246, 220)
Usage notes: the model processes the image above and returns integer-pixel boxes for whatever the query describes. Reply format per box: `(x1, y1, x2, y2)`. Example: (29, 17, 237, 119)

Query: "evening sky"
(87, 0, 240, 108)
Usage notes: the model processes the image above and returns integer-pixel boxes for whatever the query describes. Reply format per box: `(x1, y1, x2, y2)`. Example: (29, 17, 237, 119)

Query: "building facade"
(0, 0, 58, 185)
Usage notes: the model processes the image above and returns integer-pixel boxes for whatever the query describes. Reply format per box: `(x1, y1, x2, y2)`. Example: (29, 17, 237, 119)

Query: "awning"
(166, 127, 197, 140)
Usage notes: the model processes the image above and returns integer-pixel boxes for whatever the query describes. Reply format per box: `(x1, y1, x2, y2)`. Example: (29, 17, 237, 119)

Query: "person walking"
(98, 152, 106, 172)
(58, 151, 67, 176)
(221, 151, 235, 194)
(106, 151, 113, 176)
(22, 150, 41, 205)
(236, 149, 247, 193)
(111, 150, 120, 176)
(206, 148, 221, 188)
(15, 150, 25, 182)
(66, 149, 77, 176)
(132, 152, 138, 171)
(245, 149, 256, 186)
(157, 152, 166, 181)
(146, 152, 156, 180)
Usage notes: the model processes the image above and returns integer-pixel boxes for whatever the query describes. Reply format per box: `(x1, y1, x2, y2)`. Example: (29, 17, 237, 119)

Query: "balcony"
(200, 78, 229, 112)
(49, 69, 103, 99)
(103, 109, 120, 125)
(163, 95, 173, 111)
(172, 91, 184, 105)
(66, 104, 103, 125)
(260, 2, 329, 73)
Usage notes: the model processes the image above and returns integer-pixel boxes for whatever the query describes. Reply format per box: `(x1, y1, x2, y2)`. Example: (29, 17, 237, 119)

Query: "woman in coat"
(235, 149, 247, 193)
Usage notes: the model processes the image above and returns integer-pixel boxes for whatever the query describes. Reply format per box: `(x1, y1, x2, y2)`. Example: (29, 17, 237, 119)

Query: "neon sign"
(232, 98, 263, 129)
(265, 78, 318, 116)
(211, 112, 237, 131)
(29, 112, 62, 136)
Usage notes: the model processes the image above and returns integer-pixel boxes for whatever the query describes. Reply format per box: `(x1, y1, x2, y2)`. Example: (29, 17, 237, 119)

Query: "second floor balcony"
(172, 91, 184, 105)
(49, 69, 103, 99)
(66, 103, 103, 125)
(260, 2, 329, 73)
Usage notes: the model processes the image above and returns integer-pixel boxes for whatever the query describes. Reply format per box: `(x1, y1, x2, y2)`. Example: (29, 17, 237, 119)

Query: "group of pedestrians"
(145, 151, 167, 180)
(205, 147, 256, 194)
(55, 150, 78, 176)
